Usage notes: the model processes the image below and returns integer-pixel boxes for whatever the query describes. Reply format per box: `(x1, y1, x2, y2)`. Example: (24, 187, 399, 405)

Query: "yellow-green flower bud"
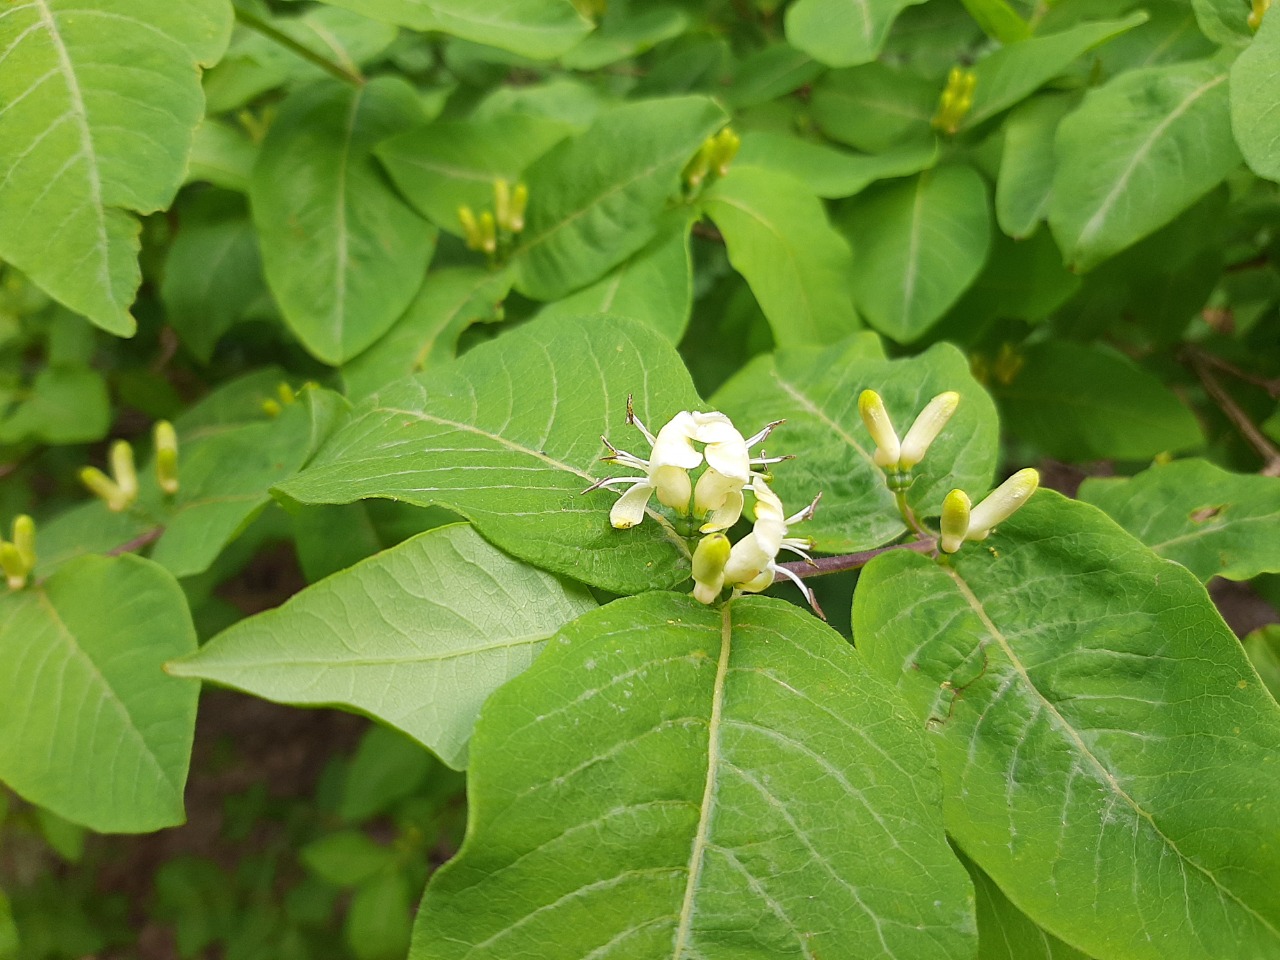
(510, 183, 529, 233)
(857, 390, 900, 468)
(939, 489, 971, 554)
(967, 468, 1039, 541)
(1249, 0, 1270, 29)
(262, 398, 282, 417)
(155, 420, 179, 496)
(899, 392, 959, 470)
(711, 127, 740, 177)
(11, 515, 35, 571)
(277, 383, 296, 406)
(1, 542, 27, 590)
(458, 205, 482, 250)
(682, 137, 716, 191)
(494, 178, 512, 232)
(478, 211, 497, 255)
(932, 66, 977, 135)
(691, 533, 732, 605)
(110, 440, 138, 505)
(80, 466, 129, 512)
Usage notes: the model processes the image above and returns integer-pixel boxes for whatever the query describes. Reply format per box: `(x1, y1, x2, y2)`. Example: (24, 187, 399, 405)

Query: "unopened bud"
(478, 211, 497, 255)
(967, 468, 1039, 541)
(277, 383, 296, 406)
(154, 420, 179, 496)
(110, 440, 138, 505)
(262, 399, 282, 417)
(509, 183, 528, 233)
(939, 489, 971, 554)
(494, 179, 511, 232)
(691, 533, 732, 605)
(11, 515, 35, 571)
(858, 390, 901, 468)
(1249, 0, 1270, 29)
(682, 138, 716, 191)
(1, 542, 27, 590)
(458, 205, 482, 250)
(80, 466, 129, 512)
(899, 392, 959, 470)
(932, 66, 977, 135)
(711, 127, 740, 177)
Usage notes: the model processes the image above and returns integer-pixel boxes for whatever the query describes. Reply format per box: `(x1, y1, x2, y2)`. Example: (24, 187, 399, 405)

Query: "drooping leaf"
(810, 62, 938, 153)
(277, 314, 704, 594)
(251, 77, 437, 365)
(1190, 0, 1253, 46)
(994, 341, 1203, 461)
(841, 165, 992, 343)
(513, 96, 727, 300)
(713, 340, 998, 552)
(995, 94, 1076, 239)
(311, 0, 591, 59)
(959, 850, 1094, 960)
(704, 167, 861, 347)
(0, 555, 198, 833)
(1078, 460, 1280, 583)
(410, 593, 977, 959)
(171, 525, 594, 769)
(784, 0, 929, 67)
(0, 0, 233, 336)
(854, 492, 1280, 960)
(735, 132, 940, 199)
(1229, 10, 1280, 184)
(342, 267, 513, 400)
(1049, 61, 1239, 272)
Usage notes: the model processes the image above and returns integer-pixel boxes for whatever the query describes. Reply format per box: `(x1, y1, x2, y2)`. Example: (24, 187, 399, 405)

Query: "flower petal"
(610, 481, 655, 529)
(650, 412, 703, 470)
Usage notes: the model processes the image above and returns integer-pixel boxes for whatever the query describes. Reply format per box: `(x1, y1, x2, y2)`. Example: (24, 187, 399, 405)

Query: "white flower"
(587, 406, 703, 529)
(723, 478, 821, 610)
(691, 414, 786, 533)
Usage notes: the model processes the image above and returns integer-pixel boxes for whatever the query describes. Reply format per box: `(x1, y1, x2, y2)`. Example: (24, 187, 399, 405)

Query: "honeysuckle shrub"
(2, 0, 1280, 957)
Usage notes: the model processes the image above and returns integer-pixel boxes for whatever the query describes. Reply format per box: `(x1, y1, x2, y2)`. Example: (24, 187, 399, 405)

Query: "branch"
(778, 537, 936, 580)
(106, 526, 165, 557)
(1186, 350, 1280, 476)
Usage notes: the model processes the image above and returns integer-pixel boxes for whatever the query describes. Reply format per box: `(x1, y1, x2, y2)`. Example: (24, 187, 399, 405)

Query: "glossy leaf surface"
(1229, 11, 1280, 183)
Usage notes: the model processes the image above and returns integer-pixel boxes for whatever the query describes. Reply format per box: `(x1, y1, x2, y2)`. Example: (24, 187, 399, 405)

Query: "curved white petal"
(610, 481, 655, 529)
(650, 412, 703, 470)
(724, 532, 773, 587)
(899, 392, 959, 469)
(651, 464, 692, 511)
(700, 488, 744, 534)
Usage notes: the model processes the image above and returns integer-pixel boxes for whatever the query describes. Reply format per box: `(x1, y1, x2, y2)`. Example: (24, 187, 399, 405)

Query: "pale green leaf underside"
(411, 593, 976, 960)
(960, 851, 1093, 960)
(1229, 11, 1280, 183)
(784, 0, 928, 67)
(1078, 459, 1280, 583)
(169, 524, 596, 769)
(0, 555, 198, 833)
(277, 314, 704, 594)
(713, 339, 998, 553)
(854, 492, 1280, 960)
(0, 0, 232, 336)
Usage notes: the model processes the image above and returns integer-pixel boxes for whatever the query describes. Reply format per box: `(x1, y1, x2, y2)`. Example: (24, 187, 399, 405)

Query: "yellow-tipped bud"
(1249, 0, 1269, 29)
(1, 542, 27, 590)
(109, 440, 138, 505)
(458, 205, 482, 250)
(493, 179, 511, 232)
(510, 183, 529, 233)
(858, 390, 901, 468)
(682, 137, 716, 191)
(262, 399, 282, 417)
(932, 66, 977, 135)
(711, 127, 740, 177)
(939, 489, 971, 554)
(11, 515, 35, 571)
(967, 468, 1039, 541)
(277, 383, 296, 406)
(80, 466, 130, 512)
(691, 533, 732, 605)
(899, 392, 960, 470)
(478, 211, 497, 255)
(154, 420, 179, 496)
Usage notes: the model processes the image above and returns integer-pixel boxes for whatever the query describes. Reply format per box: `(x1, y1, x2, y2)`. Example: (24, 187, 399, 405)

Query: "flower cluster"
(586, 399, 821, 611)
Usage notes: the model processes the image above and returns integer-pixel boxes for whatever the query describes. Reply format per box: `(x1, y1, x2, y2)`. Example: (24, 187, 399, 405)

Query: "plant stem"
(893, 489, 932, 538)
(778, 537, 936, 580)
(232, 1, 365, 88)
(1186, 350, 1280, 476)
(106, 526, 165, 557)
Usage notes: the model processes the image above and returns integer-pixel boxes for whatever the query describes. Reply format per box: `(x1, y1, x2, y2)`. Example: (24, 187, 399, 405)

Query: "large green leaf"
(704, 168, 861, 348)
(963, 13, 1147, 129)
(312, 0, 591, 59)
(1229, 10, 1280, 183)
(713, 340, 998, 552)
(276, 314, 704, 594)
(513, 97, 726, 300)
(0, 555, 198, 833)
(960, 851, 1093, 960)
(1078, 460, 1280, 583)
(784, 0, 928, 67)
(841, 165, 992, 343)
(994, 341, 1202, 461)
(810, 62, 937, 153)
(251, 77, 437, 365)
(1049, 61, 1239, 272)
(995, 95, 1075, 239)
(0, 366, 109, 445)
(1190, 0, 1252, 46)
(735, 132, 940, 200)
(169, 524, 595, 769)
(411, 593, 977, 959)
(854, 492, 1280, 960)
(0, 0, 232, 336)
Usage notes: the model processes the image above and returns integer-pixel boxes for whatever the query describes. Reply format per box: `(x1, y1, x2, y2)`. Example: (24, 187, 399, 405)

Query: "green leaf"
(841, 165, 992, 343)
(1245, 626, 1280, 702)
(342, 267, 513, 400)
(996, 94, 1076, 239)
(854, 492, 1280, 960)
(963, 14, 1148, 129)
(312, 0, 591, 59)
(713, 340, 998, 552)
(276, 314, 703, 593)
(186, 119, 259, 193)
(169, 524, 596, 769)
(1078, 460, 1280, 582)
(958, 0, 1030, 43)
(302, 832, 398, 887)
(411, 593, 976, 960)
(810, 62, 938, 153)
(1095, 6, 1215, 74)
(1191, 0, 1253, 46)
(1230, 10, 1280, 183)
(0, 555, 198, 833)
(513, 96, 727, 300)
(0, 0, 232, 336)
(735, 132, 940, 199)
(784, 0, 928, 67)
(960, 850, 1093, 960)
(951, 230, 1081, 326)
(724, 44, 822, 109)
(560, 2, 688, 70)
(994, 341, 1203, 460)
(338, 724, 436, 821)
(0, 366, 109, 445)
(251, 77, 438, 365)
(348, 871, 412, 960)
(704, 168, 861, 348)
(1049, 61, 1240, 272)
(376, 113, 572, 236)
(534, 218, 694, 343)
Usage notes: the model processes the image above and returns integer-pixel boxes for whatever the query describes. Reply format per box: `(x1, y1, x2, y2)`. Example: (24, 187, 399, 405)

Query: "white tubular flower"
(965, 468, 1040, 542)
(586, 402, 703, 529)
(723, 478, 821, 610)
(691, 533, 732, 605)
(858, 390, 900, 468)
(899, 392, 959, 470)
(692, 414, 787, 533)
(939, 489, 971, 554)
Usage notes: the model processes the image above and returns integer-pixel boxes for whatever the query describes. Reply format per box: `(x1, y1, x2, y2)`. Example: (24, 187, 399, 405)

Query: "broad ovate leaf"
(277, 314, 704, 594)
(1230, 10, 1280, 184)
(784, 0, 928, 67)
(854, 492, 1280, 960)
(810, 62, 937, 153)
(735, 132, 940, 200)
(411, 593, 977, 959)
(251, 77, 437, 365)
(169, 524, 595, 769)
(960, 851, 1092, 960)
(0, 0, 232, 336)
(1079, 460, 1280, 582)
(996, 94, 1076, 239)
(713, 340, 998, 552)
(0, 555, 198, 833)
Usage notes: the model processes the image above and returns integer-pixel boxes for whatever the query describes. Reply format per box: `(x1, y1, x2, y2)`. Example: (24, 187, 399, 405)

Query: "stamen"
(745, 419, 786, 447)
(773, 563, 826, 620)
(785, 491, 822, 526)
(625, 394, 656, 445)
(581, 475, 646, 494)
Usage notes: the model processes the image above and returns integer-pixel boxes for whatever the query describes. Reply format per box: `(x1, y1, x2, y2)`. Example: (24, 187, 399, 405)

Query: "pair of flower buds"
(80, 421, 179, 512)
(858, 389, 1039, 551)
(0, 514, 35, 590)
